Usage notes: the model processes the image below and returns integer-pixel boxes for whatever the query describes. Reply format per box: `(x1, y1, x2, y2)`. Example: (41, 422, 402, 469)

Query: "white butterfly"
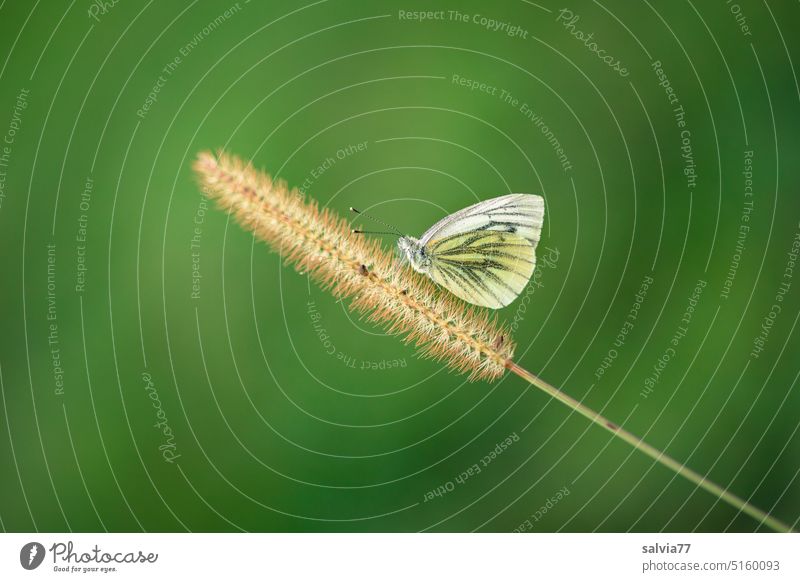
(353, 194, 545, 309)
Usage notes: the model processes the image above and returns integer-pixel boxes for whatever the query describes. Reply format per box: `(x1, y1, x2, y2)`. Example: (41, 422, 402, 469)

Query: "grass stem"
(507, 362, 792, 533)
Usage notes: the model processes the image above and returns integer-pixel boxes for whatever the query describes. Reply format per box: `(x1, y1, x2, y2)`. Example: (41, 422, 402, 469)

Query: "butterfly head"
(397, 236, 431, 274)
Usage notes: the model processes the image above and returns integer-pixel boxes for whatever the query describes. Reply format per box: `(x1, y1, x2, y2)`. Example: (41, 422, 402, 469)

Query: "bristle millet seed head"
(193, 150, 516, 382)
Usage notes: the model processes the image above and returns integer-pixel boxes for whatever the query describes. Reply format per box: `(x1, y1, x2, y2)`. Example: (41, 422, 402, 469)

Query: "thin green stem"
(508, 362, 792, 533)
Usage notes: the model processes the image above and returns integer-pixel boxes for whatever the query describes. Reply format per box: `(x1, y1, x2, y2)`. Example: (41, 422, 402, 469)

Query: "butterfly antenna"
(349, 207, 403, 237)
(351, 229, 401, 236)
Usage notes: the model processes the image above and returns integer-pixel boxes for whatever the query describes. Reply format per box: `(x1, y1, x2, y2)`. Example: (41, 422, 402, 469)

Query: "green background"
(1, 0, 799, 532)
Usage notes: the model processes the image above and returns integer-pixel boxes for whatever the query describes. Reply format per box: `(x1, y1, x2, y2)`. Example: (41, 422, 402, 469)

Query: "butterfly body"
(397, 236, 431, 274)
(396, 194, 545, 309)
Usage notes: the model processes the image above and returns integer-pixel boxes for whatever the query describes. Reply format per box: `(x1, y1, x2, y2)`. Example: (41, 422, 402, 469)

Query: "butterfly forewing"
(420, 194, 544, 248)
(426, 230, 536, 308)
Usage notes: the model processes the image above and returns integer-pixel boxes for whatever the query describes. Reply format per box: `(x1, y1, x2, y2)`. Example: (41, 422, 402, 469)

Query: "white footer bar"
(1, 533, 797, 581)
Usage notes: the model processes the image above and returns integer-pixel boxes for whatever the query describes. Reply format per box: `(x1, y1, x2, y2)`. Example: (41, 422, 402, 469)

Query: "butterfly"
(352, 194, 545, 309)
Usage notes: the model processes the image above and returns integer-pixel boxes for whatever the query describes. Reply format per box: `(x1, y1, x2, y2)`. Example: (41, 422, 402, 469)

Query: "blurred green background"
(1, 0, 799, 532)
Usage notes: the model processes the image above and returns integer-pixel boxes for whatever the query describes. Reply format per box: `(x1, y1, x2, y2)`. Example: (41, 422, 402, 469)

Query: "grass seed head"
(193, 150, 515, 381)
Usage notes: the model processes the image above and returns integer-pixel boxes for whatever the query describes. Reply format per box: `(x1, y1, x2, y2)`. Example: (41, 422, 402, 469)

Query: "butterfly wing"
(420, 193, 544, 248)
(420, 194, 544, 308)
(426, 230, 536, 308)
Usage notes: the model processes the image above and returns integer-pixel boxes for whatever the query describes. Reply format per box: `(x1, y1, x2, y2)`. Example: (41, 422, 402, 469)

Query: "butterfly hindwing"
(426, 230, 536, 309)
